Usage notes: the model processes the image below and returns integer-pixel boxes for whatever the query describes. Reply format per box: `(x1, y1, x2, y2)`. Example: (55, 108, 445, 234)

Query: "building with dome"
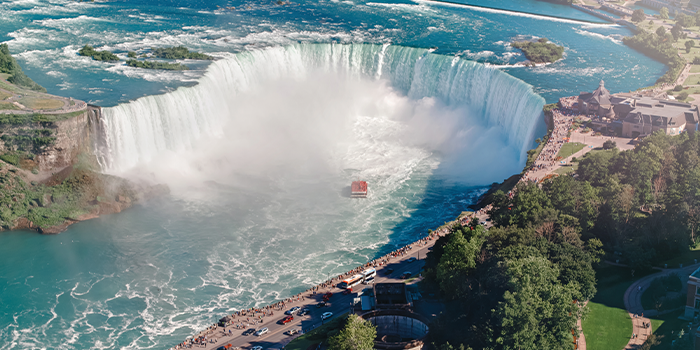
(577, 80, 615, 118)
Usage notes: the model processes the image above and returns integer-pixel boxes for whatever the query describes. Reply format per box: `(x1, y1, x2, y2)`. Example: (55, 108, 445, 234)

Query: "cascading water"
(98, 43, 544, 179)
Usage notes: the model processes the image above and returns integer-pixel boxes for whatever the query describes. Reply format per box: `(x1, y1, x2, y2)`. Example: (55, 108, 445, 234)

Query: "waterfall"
(99, 43, 545, 177)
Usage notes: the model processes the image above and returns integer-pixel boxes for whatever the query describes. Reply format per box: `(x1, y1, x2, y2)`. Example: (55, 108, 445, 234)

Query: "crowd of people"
(169, 228, 446, 349)
(521, 98, 578, 183)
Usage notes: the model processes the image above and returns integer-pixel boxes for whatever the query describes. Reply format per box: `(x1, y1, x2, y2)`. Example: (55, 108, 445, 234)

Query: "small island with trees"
(78, 45, 120, 62)
(77, 45, 215, 70)
(511, 38, 565, 64)
(151, 46, 213, 60)
(125, 60, 189, 71)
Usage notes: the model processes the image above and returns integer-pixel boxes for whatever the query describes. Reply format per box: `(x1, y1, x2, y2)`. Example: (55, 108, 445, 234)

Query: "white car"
(321, 312, 333, 320)
(255, 327, 268, 336)
(286, 329, 299, 335)
(285, 306, 300, 315)
(251, 347, 263, 350)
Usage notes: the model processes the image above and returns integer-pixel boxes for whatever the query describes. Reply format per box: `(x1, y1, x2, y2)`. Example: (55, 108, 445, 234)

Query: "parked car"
(286, 329, 299, 336)
(242, 328, 256, 336)
(407, 257, 417, 263)
(384, 268, 394, 275)
(298, 309, 309, 316)
(285, 306, 300, 315)
(280, 315, 293, 324)
(321, 312, 333, 320)
(401, 271, 412, 279)
(255, 327, 269, 336)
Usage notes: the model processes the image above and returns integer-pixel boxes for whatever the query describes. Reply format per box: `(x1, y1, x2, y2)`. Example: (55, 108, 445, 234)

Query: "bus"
(361, 268, 376, 283)
(338, 274, 364, 289)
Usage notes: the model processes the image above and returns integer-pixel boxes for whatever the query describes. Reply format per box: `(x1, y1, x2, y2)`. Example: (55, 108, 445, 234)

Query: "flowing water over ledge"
(0, 0, 668, 348)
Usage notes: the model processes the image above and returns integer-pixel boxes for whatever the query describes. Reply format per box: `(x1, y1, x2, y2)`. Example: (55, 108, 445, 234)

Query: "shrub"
(603, 140, 617, 150)
(674, 84, 684, 91)
(679, 92, 689, 100)
(0, 153, 20, 166)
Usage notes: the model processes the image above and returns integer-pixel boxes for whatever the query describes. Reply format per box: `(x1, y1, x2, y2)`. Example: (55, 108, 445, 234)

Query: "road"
(178, 236, 441, 350)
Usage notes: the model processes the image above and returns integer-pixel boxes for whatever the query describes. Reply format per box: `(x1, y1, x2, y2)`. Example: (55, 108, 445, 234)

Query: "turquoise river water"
(0, 0, 665, 349)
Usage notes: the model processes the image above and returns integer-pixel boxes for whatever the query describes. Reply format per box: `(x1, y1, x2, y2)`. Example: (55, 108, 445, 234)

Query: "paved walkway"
(169, 229, 448, 349)
(623, 263, 700, 349)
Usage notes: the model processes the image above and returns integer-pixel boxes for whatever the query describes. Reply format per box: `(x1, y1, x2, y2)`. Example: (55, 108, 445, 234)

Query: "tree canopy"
(328, 315, 377, 350)
(631, 9, 645, 22)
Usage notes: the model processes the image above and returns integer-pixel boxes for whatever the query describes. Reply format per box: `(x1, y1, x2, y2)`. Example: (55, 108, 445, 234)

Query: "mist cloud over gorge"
(116, 69, 524, 193)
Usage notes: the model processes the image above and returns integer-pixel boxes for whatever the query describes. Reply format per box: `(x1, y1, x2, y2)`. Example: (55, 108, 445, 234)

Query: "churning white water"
(98, 43, 545, 188)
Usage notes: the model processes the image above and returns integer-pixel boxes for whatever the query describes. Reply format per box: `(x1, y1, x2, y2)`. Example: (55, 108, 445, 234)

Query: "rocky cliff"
(0, 106, 169, 234)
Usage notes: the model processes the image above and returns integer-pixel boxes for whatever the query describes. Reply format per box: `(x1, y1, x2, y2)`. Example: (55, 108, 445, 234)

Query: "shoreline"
(170, 215, 481, 349)
(424, 0, 615, 25)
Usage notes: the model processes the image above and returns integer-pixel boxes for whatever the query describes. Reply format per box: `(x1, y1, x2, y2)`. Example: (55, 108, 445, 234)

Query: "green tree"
(127, 51, 137, 58)
(436, 226, 486, 298)
(493, 256, 581, 350)
(656, 26, 667, 37)
(328, 314, 377, 350)
(660, 7, 669, 19)
(632, 9, 646, 22)
(679, 91, 689, 100)
(686, 39, 695, 53)
(603, 140, 617, 150)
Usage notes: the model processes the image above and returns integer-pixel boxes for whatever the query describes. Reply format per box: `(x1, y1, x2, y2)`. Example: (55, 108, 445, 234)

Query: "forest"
(425, 130, 700, 349)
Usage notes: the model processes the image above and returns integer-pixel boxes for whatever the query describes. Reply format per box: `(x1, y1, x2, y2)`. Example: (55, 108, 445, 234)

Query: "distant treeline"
(0, 44, 46, 92)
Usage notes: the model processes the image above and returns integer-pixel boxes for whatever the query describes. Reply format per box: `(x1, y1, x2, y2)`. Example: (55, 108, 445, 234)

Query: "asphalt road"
(184, 236, 440, 350)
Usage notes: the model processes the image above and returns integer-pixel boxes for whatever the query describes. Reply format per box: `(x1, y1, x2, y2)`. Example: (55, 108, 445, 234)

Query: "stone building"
(577, 80, 615, 118)
(576, 81, 699, 138)
(615, 96, 699, 138)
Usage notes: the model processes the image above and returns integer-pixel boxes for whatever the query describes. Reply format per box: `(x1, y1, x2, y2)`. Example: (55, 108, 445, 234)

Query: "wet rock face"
(35, 111, 93, 172)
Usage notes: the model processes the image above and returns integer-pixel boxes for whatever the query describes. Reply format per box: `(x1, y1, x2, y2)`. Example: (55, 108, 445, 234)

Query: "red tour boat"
(351, 181, 368, 198)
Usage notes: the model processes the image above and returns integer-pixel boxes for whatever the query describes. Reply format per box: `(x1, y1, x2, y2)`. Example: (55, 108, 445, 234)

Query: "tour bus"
(361, 268, 376, 284)
(338, 274, 364, 289)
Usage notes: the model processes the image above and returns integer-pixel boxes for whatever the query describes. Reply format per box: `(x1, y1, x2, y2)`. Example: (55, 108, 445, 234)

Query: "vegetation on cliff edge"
(0, 44, 46, 92)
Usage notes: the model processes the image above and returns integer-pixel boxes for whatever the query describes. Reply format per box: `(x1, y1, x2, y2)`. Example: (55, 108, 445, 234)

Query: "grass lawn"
(684, 74, 700, 86)
(0, 73, 10, 81)
(554, 164, 577, 175)
(656, 245, 700, 268)
(0, 102, 20, 110)
(285, 313, 348, 350)
(0, 90, 12, 100)
(583, 302, 631, 350)
(690, 65, 700, 73)
(18, 97, 64, 110)
(557, 142, 586, 159)
(582, 263, 654, 350)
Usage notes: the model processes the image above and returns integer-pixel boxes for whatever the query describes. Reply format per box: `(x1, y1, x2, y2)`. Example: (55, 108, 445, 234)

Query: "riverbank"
(169, 225, 452, 349)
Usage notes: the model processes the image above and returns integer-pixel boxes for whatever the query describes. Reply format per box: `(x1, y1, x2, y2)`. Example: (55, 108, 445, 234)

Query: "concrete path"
(623, 263, 700, 349)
